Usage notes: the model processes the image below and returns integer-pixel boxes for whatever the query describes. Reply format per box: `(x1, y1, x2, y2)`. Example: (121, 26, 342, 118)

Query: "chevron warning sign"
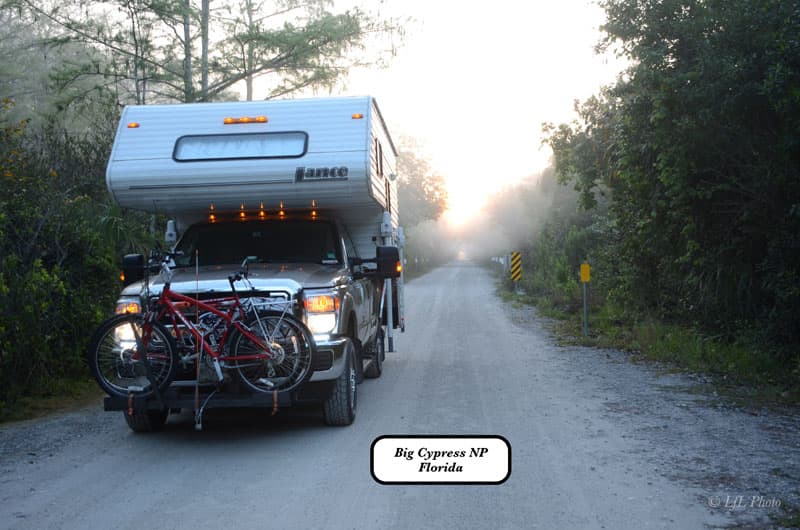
(510, 252, 522, 282)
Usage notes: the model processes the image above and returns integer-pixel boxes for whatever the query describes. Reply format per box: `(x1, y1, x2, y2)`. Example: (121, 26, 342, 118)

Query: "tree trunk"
(201, 0, 209, 100)
(245, 0, 254, 101)
(182, 0, 193, 102)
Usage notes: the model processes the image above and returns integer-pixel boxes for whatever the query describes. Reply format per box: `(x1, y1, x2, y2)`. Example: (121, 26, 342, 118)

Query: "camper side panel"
(368, 100, 399, 231)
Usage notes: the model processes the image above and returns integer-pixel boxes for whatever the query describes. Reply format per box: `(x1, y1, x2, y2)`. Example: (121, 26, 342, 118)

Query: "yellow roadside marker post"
(580, 262, 591, 336)
(510, 252, 522, 293)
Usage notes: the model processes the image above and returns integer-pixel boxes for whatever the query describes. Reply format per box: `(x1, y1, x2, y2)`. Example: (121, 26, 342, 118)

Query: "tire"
(363, 328, 384, 379)
(323, 340, 357, 426)
(88, 314, 178, 398)
(230, 311, 313, 393)
(123, 409, 169, 433)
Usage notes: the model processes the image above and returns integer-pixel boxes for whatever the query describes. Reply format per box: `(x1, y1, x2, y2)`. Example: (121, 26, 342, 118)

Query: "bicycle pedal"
(256, 378, 275, 388)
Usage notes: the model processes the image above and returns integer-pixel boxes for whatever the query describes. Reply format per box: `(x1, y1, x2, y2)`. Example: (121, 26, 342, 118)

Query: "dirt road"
(1, 262, 798, 529)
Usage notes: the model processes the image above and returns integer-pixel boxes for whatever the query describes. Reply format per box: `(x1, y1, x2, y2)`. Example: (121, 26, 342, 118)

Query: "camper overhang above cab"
(105, 96, 398, 232)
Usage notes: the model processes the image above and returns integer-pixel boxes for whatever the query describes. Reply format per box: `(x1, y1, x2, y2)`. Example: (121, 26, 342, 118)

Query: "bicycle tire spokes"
(89, 315, 178, 397)
(231, 314, 312, 393)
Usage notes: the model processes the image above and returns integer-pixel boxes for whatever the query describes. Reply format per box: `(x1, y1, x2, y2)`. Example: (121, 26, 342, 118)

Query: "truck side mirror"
(375, 246, 402, 278)
(121, 254, 145, 285)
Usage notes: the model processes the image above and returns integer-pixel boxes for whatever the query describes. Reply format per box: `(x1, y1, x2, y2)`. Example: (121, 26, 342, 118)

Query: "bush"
(0, 104, 155, 409)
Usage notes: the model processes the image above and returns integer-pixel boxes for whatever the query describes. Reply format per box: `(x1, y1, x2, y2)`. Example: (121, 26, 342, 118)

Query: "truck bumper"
(103, 337, 349, 413)
(308, 336, 348, 382)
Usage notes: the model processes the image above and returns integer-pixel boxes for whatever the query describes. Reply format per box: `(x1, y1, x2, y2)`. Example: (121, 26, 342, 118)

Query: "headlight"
(307, 313, 337, 334)
(304, 293, 340, 334)
(115, 301, 141, 314)
(113, 321, 138, 350)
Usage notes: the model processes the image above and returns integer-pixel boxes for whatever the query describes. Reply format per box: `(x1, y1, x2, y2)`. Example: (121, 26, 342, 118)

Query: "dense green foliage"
(540, 0, 800, 364)
(0, 101, 156, 411)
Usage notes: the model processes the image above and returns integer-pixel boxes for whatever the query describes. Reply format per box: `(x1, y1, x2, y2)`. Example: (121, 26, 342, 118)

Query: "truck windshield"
(173, 220, 341, 266)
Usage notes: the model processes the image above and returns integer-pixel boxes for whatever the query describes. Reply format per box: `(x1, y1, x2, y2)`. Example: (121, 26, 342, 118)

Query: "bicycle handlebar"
(146, 250, 252, 286)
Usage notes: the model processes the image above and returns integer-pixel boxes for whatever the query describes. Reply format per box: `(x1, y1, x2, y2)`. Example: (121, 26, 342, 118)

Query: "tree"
(396, 136, 448, 227)
(545, 0, 800, 349)
(11, 0, 403, 104)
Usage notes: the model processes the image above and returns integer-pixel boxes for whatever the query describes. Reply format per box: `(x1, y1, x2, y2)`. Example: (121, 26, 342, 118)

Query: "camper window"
(173, 131, 308, 162)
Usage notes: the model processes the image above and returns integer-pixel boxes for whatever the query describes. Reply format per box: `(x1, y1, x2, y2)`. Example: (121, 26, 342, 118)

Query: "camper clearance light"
(127, 122, 140, 128)
(352, 113, 364, 120)
(223, 116, 268, 124)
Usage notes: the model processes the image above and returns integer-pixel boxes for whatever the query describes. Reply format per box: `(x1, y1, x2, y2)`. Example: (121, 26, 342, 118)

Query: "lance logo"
(296, 166, 349, 181)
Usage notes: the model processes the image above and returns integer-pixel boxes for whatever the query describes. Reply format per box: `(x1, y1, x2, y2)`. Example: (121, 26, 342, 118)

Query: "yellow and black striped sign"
(510, 252, 522, 282)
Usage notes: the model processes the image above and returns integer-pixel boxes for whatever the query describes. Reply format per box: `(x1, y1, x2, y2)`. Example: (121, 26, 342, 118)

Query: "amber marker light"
(305, 295, 339, 313)
(224, 116, 268, 124)
(127, 122, 140, 128)
(396, 261, 403, 274)
(352, 113, 364, 119)
(115, 302, 141, 314)
(258, 201, 266, 219)
(239, 203, 247, 220)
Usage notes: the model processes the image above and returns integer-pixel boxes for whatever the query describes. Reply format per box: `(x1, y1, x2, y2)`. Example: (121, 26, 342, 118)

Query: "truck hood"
(121, 262, 349, 298)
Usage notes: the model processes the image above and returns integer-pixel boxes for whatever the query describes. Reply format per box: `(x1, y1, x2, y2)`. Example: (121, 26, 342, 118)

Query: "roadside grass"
(0, 378, 103, 424)
(494, 277, 800, 405)
(776, 503, 800, 529)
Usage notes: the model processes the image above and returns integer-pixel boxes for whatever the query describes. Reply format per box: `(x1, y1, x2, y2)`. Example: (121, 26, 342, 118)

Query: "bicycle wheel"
(229, 311, 313, 393)
(88, 314, 178, 398)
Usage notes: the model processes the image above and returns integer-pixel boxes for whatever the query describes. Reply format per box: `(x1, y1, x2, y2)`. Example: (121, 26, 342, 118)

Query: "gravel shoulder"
(506, 301, 800, 528)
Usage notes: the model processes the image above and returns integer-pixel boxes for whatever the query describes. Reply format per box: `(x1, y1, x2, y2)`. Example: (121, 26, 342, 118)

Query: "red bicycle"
(87, 253, 314, 399)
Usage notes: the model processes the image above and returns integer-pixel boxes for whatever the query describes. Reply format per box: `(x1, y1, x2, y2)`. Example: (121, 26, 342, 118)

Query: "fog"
(399, 165, 584, 270)
(441, 166, 581, 262)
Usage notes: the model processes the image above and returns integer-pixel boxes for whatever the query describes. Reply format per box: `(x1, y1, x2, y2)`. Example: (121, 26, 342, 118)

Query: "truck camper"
(95, 96, 404, 431)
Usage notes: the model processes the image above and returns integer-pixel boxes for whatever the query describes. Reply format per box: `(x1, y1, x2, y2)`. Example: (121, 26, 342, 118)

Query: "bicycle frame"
(143, 278, 291, 375)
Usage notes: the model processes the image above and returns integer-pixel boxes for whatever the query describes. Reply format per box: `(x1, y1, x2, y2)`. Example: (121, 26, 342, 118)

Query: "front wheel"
(323, 340, 357, 426)
(229, 311, 314, 393)
(88, 314, 178, 398)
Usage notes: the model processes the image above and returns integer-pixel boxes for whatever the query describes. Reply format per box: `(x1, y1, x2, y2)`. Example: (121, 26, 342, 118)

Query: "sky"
(336, 0, 626, 228)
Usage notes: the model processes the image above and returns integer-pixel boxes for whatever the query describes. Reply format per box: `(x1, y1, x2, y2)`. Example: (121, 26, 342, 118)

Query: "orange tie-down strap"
(272, 390, 279, 416)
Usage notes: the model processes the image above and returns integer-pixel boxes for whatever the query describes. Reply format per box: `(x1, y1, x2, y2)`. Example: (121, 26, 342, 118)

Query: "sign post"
(510, 252, 522, 292)
(580, 262, 590, 336)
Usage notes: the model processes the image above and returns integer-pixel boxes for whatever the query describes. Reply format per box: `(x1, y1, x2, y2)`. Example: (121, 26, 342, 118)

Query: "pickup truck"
(100, 96, 404, 431)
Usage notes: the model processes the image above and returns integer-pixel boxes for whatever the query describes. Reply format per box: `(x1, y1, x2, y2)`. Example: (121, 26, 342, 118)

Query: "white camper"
(101, 96, 404, 431)
(107, 96, 399, 256)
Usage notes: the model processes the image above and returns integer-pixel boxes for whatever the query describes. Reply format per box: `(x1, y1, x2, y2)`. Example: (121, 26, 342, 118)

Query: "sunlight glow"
(338, 0, 626, 228)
